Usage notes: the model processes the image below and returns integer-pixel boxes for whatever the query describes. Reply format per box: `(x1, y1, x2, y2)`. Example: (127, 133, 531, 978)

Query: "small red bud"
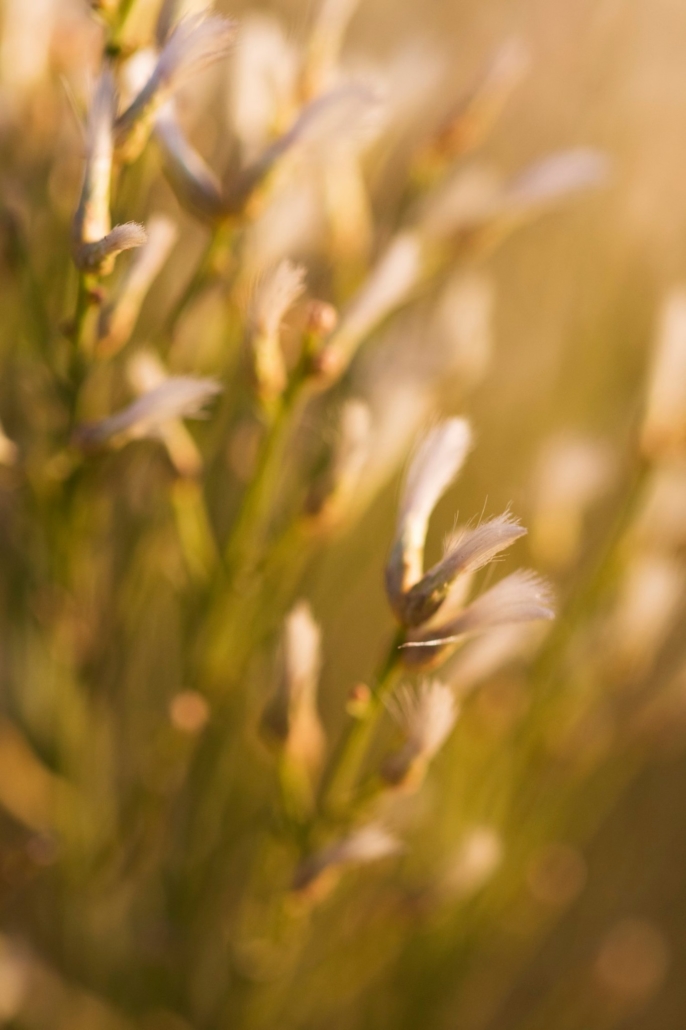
(346, 682, 372, 718)
(306, 300, 338, 337)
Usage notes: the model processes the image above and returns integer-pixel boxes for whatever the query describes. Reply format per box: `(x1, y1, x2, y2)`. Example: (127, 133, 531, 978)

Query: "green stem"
(317, 628, 404, 819)
(223, 366, 310, 587)
(65, 274, 94, 432)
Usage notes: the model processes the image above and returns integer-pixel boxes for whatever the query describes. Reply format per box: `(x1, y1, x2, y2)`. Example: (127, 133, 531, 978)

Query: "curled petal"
(74, 222, 147, 274)
(403, 570, 555, 651)
(292, 824, 403, 893)
(115, 15, 236, 153)
(399, 512, 526, 627)
(155, 103, 225, 223)
(75, 375, 222, 449)
(386, 418, 472, 616)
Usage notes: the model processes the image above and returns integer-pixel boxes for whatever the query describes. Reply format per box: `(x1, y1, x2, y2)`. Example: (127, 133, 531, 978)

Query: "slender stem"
(317, 628, 404, 819)
(223, 366, 310, 587)
(67, 273, 100, 426)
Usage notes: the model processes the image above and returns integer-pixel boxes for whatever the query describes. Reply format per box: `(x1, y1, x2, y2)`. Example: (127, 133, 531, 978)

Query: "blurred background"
(1, 0, 686, 1028)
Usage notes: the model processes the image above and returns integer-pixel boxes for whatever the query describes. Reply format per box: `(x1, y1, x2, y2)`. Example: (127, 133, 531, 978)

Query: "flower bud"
(261, 602, 325, 778)
(247, 260, 305, 405)
(115, 15, 236, 160)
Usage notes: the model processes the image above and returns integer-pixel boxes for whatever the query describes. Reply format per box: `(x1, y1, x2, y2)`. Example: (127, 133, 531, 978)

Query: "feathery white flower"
(330, 232, 424, 363)
(250, 260, 306, 340)
(283, 81, 382, 154)
(98, 215, 178, 356)
(440, 37, 530, 156)
(76, 374, 221, 449)
(447, 623, 542, 698)
(400, 420, 473, 536)
(386, 419, 472, 614)
(115, 15, 236, 152)
(383, 680, 458, 786)
(501, 148, 610, 214)
(421, 150, 608, 246)
(292, 823, 402, 892)
(443, 513, 526, 576)
(74, 223, 148, 276)
(420, 165, 502, 242)
(404, 570, 555, 650)
(399, 512, 526, 626)
(247, 260, 306, 403)
(156, 0, 214, 45)
(148, 14, 235, 93)
(224, 82, 381, 215)
(321, 147, 605, 377)
(124, 351, 205, 477)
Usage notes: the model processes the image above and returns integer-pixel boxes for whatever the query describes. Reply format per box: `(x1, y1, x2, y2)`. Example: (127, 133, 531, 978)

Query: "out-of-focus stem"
(222, 358, 312, 589)
(162, 225, 231, 339)
(66, 273, 95, 431)
(105, 0, 139, 55)
(530, 451, 651, 693)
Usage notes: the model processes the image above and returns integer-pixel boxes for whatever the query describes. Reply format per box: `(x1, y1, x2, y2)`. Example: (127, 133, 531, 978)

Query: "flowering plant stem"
(223, 358, 313, 590)
(317, 627, 404, 821)
(65, 273, 96, 432)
